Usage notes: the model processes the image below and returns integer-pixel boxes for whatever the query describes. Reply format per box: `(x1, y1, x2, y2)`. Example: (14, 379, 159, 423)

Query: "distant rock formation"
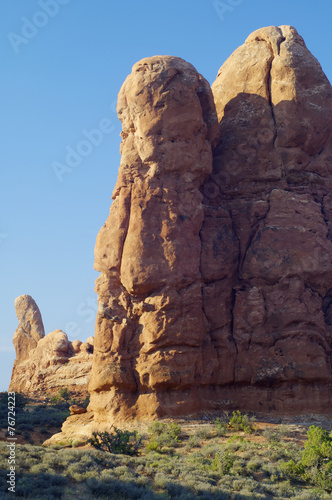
(9, 295, 93, 397)
(87, 26, 332, 427)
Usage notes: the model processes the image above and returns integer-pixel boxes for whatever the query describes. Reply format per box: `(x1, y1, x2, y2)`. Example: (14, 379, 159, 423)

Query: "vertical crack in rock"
(321, 194, 331, 241)
(266, 51, 278, 151)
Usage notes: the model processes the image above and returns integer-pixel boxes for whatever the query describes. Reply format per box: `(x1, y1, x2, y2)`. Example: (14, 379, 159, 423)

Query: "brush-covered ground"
(0, 391, 331, 499)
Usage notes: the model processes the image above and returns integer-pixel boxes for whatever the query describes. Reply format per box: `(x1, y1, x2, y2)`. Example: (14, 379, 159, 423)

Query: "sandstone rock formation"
(36, 26, 332, 446)
(13, 295, 45, 364)
(69, 405, 87, 415)
(9, 295, 93, 397)
(87, 26, 332, 426)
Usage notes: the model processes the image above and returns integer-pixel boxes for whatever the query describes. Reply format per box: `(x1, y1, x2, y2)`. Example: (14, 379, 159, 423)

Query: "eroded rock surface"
(202, 25, 332, 412)
(9, 295, 93, 397)
(89, 28, 332, 426)
(90, 56, 219, 423)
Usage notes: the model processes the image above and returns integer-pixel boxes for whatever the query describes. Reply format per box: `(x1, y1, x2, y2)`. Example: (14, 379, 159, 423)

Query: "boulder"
(69, 405, 87, 415)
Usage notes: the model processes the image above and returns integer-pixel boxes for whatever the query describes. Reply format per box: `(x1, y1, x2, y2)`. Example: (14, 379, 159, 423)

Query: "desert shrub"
(23, 430, 32, 442)
(0, 392, 29, 429)
(282, 425, 332, 491)
(224, 435, 245, 453)
(15, 472, 68, 499)
(17, 423, 34, 432)
(154, 471, 171, 488)
(86, 477, 108, 496)
(228, 410, 254, 434)
(214, 418, 227, 437)
(263, 428, 279, 443)
(0, 391, 29, 409)
(274, 479, 295, 498)
(201, 443, 223, 458)
(71, 439, 83, 448)
(232, 477, 250, 491)
(211, 449, 233, 474)
(49, 388, 69, 403)
(278, 424, 292, 438)
(87, 477, 155, 499)
(195, 428, 211, 440)
(247, 457, 263, 472)
(165, 481, 187, 497)
(81, 395, 90, 408)
(147, 422, 182, 452)
(185, 434, 202, 450)
(146, 440, 161, 453)
(58, 388, 70, 401)
(5, 402, 69, 438)
(88, 426, 142, 456)
(230, 458, 249, 477)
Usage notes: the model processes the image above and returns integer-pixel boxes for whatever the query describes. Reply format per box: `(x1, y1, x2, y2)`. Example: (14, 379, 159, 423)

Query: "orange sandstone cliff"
(88, 26, 332, 428)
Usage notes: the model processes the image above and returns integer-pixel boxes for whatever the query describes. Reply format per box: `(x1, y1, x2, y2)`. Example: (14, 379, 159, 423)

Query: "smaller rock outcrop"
(9, 295, 93, 397)
(69, 405, 87, 415)
(13, 295, 45, 364)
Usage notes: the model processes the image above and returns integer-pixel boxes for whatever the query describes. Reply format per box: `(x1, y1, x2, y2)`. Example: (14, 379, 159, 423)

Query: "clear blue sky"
(1, 0, 331, 391)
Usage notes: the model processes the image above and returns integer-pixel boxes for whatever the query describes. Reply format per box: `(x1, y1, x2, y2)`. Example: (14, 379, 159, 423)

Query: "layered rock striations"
(10, 295, 93, 397)
(89, 27, 332, 424)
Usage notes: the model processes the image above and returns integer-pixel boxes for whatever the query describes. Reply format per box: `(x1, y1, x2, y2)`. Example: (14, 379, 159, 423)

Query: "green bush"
(146, 422, 182, 453)
(58, 388, 70, 401)
(228, 410, 254, 434)
(214, 418, 227, 437)
(282, 425, 332, 491)
(211, 449, 234, 474)
(16, 472, 68, 499)
(88, 426, 142, 456)
(185, 434, 202, 450)
(0, 392, 29, 429)
(195, 428, 211, 440)
(50, 387, 72, 405)
(0, 391, 29, 409)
